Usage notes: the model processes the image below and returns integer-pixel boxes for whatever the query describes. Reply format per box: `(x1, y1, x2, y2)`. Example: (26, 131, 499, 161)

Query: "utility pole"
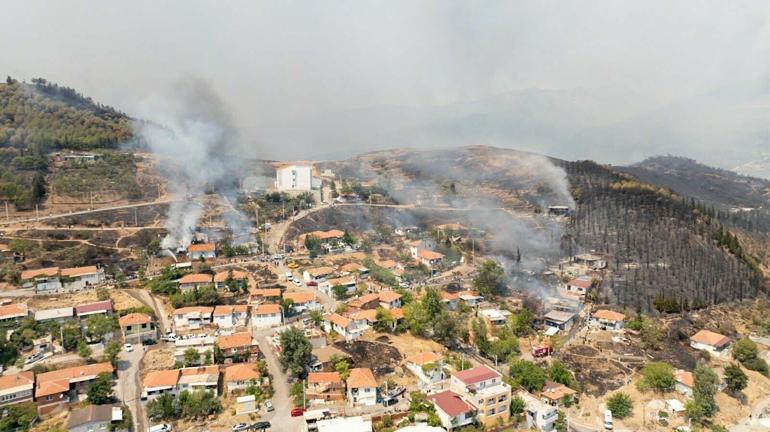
(134, 207, 138, 226)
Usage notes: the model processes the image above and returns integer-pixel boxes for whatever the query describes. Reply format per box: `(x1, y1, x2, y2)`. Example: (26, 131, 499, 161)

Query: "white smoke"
(133, 78, 249, 249)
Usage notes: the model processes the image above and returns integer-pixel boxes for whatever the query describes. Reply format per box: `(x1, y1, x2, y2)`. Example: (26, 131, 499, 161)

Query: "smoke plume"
(134, 78, 249, 249)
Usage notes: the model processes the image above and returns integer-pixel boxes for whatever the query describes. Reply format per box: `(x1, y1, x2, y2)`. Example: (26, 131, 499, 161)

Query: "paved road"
(254, 327, 304, 432)
(117, 346, 146, 432)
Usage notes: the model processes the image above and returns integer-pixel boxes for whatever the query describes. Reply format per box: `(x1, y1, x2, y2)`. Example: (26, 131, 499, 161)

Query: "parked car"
(232, 423, 250, 431)
(148, 424, 172, 432)
(604, 409, 613, 431)
(265, 400, 274, 412)
(290, 407, 305, 417)
(141, 339, 157, 346)
(25, 352, 44, 365)
(124, 343, 134, 352)
(251, 421, 271, 430)
(292, 279, 302, 287)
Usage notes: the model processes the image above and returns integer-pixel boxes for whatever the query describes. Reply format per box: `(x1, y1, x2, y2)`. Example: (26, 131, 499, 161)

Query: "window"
(498, 395, 507, 403)
(486, 409, 495, 416)
(126, 325, 132, 331)
(498, 405, 507, 413)
(486, 398, 494, 406)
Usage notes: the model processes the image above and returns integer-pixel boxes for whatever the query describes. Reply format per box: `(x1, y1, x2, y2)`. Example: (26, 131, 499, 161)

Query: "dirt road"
(0, 198, 177, 226)
(126, 288, 171, 334)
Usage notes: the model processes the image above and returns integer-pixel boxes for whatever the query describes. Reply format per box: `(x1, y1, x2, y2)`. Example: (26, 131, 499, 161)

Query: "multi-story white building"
(517, 390, 559, 432)
(275, 164, 314, 191)
(450, 365, 511, 427)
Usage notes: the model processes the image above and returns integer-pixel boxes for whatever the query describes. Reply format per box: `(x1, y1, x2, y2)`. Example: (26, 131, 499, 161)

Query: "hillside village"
(0, 159, 767, 432)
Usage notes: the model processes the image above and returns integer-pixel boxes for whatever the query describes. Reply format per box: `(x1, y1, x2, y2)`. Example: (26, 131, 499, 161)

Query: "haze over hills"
(1, 78, 767, 312)
(621, 156, 770, 210)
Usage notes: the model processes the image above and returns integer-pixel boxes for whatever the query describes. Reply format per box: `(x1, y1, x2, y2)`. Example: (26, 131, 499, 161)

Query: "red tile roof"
(20, 267, 59, 281)
(0, 371, 34, 392)
(428, 390, 474, 417)
(690, 330, 731, 347)
(36, 363, 113, 397)
(119, 313, 152, 327)
(179, 273, 213, 284)
(452, 365, 500, 385)
(61, 265, 98, 277)
(214, 270, 249, 282)
(188, 243, 215, 252)
(308, 372, 342, 384)
(254, 303, 281, 314)
(347, 368, 377, 388)
(224, 363, 261, 383)
(217, 332, 254, 350)
(75, 300, 113, 315)
(568, 276, 592, 289)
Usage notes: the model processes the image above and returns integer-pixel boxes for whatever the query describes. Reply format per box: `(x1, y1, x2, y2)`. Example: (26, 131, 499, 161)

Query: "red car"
(291, 407, 305, 417)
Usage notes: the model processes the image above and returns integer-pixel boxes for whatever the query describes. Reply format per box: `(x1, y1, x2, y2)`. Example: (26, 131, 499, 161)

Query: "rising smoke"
(134, 78, 250, 249)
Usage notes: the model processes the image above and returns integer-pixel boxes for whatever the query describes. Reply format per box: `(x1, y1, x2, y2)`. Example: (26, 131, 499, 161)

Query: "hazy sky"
(2, 1, 770, 166)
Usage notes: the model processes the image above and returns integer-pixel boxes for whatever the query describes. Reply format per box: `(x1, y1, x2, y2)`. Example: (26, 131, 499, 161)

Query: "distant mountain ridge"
(620, 155, 770, 210)
(733, 153, 770, 180)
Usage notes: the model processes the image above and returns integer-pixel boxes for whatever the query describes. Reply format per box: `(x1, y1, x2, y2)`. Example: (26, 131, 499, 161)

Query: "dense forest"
(0, 77, 133, 209)
(564, 160, 765, 313)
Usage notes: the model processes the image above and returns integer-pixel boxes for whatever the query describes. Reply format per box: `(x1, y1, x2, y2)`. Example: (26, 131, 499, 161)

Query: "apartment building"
(450, 365, 511, 426)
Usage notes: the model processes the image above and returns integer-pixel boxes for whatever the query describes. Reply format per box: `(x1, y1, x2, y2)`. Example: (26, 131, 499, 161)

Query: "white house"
(689, 330, 731, 357)
(319, 276, 357, 297)
(212, 305, 249, 328)
(517, 390, 559, 432)
(565, 276, 592, 296)
(142, 366, 220, 400)
(405, 352, 446, 387)
(61, 266, 106, 291)
(223, 363, 263, 393)
(303, 266, 336, 283)
(347, 368, 377, 406)
(251, 303, 282, 328)
(479, 308, 512, 327)
(592, 310, 626, 330)
(178, 273, 213, 292)
(20, 267, 61, 292)
(378, 291, 403, 310)
(173, 306, 214, 330)
(427, 390, 476, 430)
(283, 292, 321, 313)
(323, 313, 367, 341)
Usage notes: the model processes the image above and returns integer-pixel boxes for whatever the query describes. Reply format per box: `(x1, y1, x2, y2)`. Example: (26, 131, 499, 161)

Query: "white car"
(124, 343, 134, 352)
(149, 424, 172, 432)
(292, 279, 302, 287)
(285, 271, 294, 280)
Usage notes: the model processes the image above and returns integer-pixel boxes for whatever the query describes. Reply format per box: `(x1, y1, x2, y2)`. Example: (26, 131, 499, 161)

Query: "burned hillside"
(565, 160, 765, 312)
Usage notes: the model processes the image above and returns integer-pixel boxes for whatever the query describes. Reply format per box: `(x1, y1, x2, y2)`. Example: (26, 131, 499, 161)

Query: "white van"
(603, 409, 613, 430)
(285, 271, 294, 281)
(148, 424, 172, 432)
